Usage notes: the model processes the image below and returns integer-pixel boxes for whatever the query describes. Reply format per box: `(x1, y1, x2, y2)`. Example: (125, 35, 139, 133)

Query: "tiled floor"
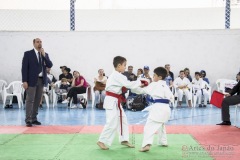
(0, 102, 239, 127)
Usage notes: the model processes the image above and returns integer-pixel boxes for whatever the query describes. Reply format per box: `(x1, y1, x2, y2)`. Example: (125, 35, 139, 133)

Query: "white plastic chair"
(3, 81, 23, 108)
(42, 85, 50, 108)
(69, 86, 90, 108)
(174, 85, 193, 107)
(0, 80, 7, 102)
(216, 79, 237, 94)
(91, 86, 96, 108)
(52, 81, 68, 107)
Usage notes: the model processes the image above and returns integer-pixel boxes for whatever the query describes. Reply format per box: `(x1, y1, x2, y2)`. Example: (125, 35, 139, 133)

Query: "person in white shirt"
(93, 69, 107, 108)
(192, 72, 210, 107)
(97, 56, 142, 150)
(132, 67, 174, 152)
(174, 70, 192, 107)
(139, 66, 152, 83)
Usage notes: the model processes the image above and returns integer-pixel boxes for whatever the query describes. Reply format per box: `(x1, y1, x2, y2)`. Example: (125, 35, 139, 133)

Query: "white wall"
(0, 30, 239, 88)
(1, 8, 240, 31)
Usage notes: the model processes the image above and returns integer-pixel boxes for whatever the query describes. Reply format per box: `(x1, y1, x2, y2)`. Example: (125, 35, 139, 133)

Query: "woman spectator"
(93, 69, 107, 108)
(165, 70, 173, 89)
(184, 68, 192, 82)
(62, 71, 88, 109)
(200, 70, 210, 84)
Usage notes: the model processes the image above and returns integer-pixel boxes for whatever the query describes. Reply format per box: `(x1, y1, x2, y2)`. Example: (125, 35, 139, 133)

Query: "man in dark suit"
(217, 80, 240, 125)
(22, 38, 53, 127)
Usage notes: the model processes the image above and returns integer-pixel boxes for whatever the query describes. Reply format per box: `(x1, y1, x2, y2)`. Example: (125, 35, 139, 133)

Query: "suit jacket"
(230, 81, 240, 96)
(22, 49, 53, 87)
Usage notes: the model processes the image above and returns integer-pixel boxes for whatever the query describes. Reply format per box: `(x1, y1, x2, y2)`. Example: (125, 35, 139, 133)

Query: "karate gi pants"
(177, 88, 191, 101)
(142, 119, 167, 148)
(98, 106, 129, 146)
(195, 89, 209, 105)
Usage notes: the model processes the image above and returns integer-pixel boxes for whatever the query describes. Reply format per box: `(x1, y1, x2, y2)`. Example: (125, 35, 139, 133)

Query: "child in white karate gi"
(192, 72, 210, 107)
(97, 56, 142, 150)
(132, 67, 174, 152)
(174, 70, 192, 107)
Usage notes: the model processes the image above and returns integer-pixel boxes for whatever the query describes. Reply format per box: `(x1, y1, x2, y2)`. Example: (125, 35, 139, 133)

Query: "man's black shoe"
(203, 105, 207, 107)
(26, 122, 32, 127)
(32, 121, 41, 125)
(198, 104, 202, 108)
(216, 121, 231, 125)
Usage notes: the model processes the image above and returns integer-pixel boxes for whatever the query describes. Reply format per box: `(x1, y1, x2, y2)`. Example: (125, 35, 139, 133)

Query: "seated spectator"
(192, 72, 210, 107)
(165, 70, 173, 89)
(46, 67, 57, 90)
(200, 70, 209, 84)
(59, 66, 66, 79)
(62, 71, 88, 109)
(217, 80, 240, 125)
(94, 69, 107, 108)
(174, 70, 192, 107)
(184, 68, 192, 82)
(59, 66, 73, 85)
(39, 67, 57, 109)
(137, 68, 143, 78)
(165, 64, 174, 81)
(123, 65, 137, 81)
(55, 78, 69, 101)
(139, 66, 152, 82)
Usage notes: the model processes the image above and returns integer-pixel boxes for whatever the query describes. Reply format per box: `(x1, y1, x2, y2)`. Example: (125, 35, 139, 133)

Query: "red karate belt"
(210, 90, 225, 108)
(106, 87, 127, 135)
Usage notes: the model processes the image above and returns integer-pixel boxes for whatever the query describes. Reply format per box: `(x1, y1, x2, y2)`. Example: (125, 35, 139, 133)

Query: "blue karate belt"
(147, 96, 169, 104)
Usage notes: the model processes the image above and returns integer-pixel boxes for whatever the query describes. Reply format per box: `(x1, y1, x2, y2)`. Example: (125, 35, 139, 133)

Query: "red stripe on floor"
(0, 126, 28, 134)
(23, 126, 84, 134)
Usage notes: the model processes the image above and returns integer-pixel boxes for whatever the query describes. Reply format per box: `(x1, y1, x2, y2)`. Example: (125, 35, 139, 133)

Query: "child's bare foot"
(139, 144, 151, 152)
(121, 141, 135, 148)
(97, 141, 109, 150)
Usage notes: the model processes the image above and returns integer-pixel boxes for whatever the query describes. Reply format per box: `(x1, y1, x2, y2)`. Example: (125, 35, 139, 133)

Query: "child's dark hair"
(179, 70, 185, 74)
(113, 56, 126, 68)
(195, 72, 200, 76)
(154, 67, 167, 79)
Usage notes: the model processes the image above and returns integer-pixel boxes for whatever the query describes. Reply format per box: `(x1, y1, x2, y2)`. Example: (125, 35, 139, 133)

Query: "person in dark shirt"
(165, 64, 174, 81)
(217, 80, 240, 125)
(184, 68, 192, 82)
(122, 65, 137, 81)
(59, 67, 73, 85)
(200, 70, 210, 84)
(59, 65, 67, 79)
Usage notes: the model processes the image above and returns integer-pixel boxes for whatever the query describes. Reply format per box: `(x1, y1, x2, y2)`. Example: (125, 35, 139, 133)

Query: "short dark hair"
(154, 67, 167, 79)
(33, 39, 35, 43)
(113, 56, 126, 68)
(179, 70, 185, 74)
(195, 72, 200, 76)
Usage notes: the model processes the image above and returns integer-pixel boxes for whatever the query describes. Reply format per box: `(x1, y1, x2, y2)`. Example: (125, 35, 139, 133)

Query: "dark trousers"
(67, 87, 86, 104)
(221, 95, 240, 122)
(25, 78, 43, 123)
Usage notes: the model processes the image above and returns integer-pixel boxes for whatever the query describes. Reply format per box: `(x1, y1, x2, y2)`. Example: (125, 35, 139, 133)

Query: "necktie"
(38, 52, 42, 73)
